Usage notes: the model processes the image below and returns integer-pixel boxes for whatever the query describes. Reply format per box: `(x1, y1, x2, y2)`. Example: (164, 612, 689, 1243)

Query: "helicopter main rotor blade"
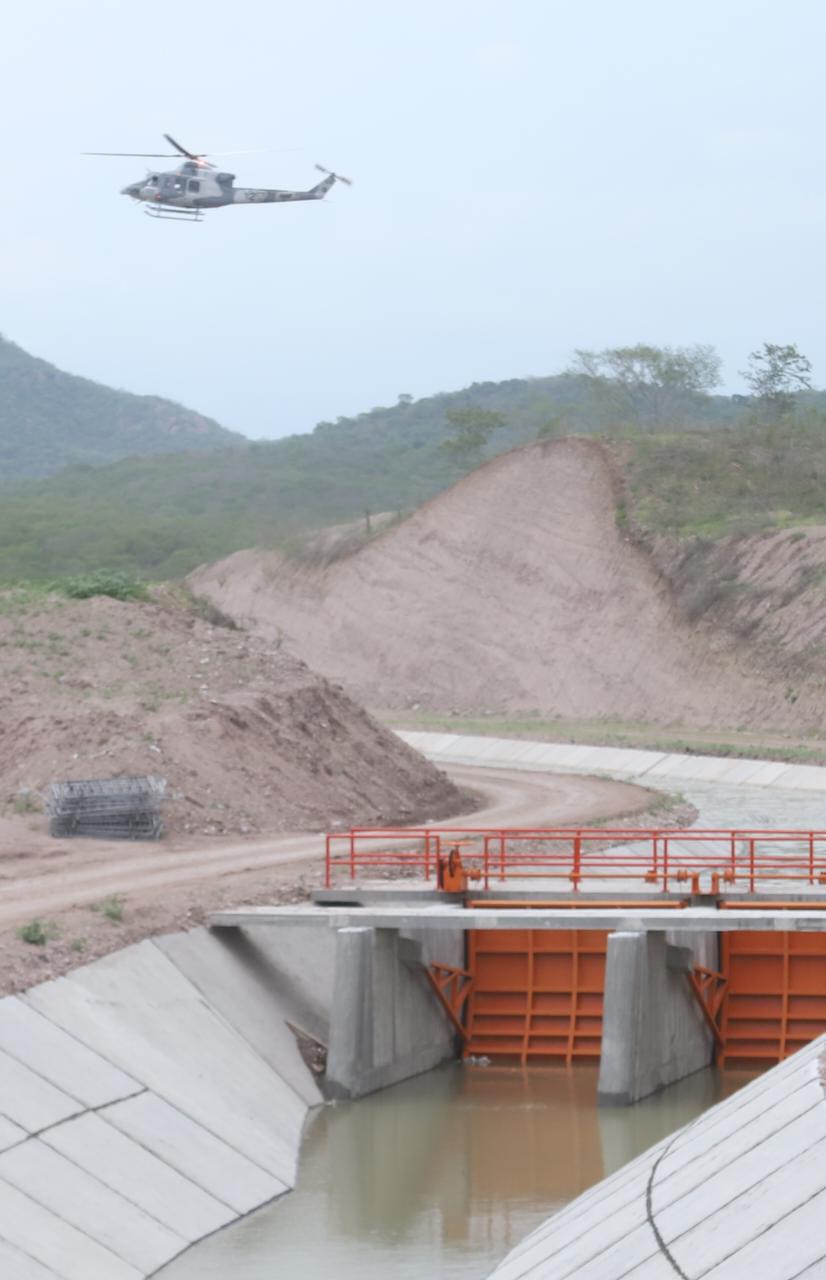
(82, 152, 180, 157)
(163, 133, 200, 160)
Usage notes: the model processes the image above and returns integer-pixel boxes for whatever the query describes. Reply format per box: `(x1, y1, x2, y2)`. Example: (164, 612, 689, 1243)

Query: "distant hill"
(4, 359, 826, 582)
(0, 334, 242, 480)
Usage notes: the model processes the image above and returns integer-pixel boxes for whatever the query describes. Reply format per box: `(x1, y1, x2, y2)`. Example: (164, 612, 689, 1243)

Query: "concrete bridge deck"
(208, 902, 826, 933)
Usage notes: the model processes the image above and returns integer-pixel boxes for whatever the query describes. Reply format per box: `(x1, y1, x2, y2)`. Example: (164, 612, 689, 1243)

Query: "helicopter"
(85, 133, 351, 221)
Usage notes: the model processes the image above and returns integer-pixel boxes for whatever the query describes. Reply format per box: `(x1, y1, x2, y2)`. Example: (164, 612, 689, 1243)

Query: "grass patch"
(91, 894, 125, 923)
(16, 919, 57, 946)
(8, 790, 41, 815)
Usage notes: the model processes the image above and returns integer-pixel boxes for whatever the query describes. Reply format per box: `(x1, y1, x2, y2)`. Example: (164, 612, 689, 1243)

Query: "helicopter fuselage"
(121, 160, 335, 212)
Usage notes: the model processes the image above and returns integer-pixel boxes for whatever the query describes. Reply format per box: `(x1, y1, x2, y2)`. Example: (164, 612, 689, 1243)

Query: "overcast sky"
(2, 0, 825, 439)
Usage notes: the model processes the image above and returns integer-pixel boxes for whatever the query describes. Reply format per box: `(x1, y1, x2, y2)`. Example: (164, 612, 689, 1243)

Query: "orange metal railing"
(324, 826, 826, 893)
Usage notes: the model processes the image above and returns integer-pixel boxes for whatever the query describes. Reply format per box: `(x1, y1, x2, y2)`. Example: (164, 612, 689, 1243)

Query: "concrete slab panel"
(103, 1091, 286, 1215)
(0, 996, 138, 1108)
(744, 762, 795, 786)
(0, 1115, 27, 1151)
(664, 1139, 826, 1276)
(505, 741, 557, 764)
(218, 922, 337, 1045)
(398, 732, 462, 755)
(42, 1111, 235, 1243)
(659, 1079, 823, 1186)
(155, 929, 321, 1107)
(598, 748, 669, 776)
(662, 1098, 826, 1206)
(0, 1179, 141, 1280)
(24, 942, 306, 1184)
(569, 747, 640, 774)
(0, 1049, 81, 1133)
(710, 757, 775, 784)
(645, 754, 722, 781)
(773, 764, 826, 792)
(0, 1237, 65, 1279)
(0, 1139, 185, 1273)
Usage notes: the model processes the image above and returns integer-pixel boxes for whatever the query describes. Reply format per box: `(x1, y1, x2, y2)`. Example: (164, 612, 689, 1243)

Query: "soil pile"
(191, 437, 825, 731)
(0, 589, 464, 835)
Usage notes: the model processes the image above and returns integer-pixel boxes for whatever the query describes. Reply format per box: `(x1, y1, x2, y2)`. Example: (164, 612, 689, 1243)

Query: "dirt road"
(0, 766, 654, 995)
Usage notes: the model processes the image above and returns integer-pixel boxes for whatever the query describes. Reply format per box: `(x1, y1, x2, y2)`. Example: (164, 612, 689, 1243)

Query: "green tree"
(442, 408, 506, 466)
(741, 343, 813, 420)
(571, 343, 722, 429)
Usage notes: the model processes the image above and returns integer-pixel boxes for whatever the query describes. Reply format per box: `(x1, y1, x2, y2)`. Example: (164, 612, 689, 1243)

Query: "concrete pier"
(326, 926, 460, 1099)
(597, 932, 713, 1105)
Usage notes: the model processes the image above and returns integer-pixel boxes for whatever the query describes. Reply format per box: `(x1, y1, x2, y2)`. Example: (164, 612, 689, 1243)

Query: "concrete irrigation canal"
(5, 736, 826, 1278)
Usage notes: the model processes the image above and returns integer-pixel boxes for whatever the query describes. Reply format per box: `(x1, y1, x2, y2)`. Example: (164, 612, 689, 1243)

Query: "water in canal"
(161, 1062, 754, 1280)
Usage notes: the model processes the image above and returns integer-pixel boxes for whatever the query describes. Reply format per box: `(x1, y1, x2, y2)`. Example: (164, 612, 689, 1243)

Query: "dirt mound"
(0, 589, 464, 836)
(191, 437, 825, 731)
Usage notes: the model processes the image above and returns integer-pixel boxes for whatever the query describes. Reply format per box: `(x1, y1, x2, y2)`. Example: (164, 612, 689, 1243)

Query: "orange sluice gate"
(719, 931, 826, 1068)
(464, 929, 608, 1066)
(462, 928, 826, 1068)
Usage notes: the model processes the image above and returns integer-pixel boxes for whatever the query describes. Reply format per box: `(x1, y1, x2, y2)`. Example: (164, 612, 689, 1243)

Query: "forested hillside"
(4, 340, 826, 581)
(0, 334, 242, 480)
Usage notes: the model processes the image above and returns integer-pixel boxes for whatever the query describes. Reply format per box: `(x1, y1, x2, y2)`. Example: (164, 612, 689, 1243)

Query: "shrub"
(17, 920, 51, 945)
(59, 570, 148, 602)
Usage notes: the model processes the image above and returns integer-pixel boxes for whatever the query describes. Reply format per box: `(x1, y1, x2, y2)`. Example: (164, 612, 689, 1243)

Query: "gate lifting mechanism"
(436, 842, 482, 893)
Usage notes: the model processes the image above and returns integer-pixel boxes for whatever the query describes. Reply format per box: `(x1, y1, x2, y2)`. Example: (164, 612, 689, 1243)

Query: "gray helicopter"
(85, 133, 351, 221)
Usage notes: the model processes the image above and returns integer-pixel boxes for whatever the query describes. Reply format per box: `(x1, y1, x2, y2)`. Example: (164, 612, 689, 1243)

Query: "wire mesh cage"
(47, 775, 167, 840)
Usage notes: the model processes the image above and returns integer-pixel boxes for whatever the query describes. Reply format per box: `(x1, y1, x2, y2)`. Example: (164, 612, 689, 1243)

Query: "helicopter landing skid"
(144, 204, 204, 221)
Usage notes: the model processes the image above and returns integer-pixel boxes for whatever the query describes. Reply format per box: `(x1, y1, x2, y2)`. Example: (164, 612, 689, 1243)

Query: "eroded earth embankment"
(0, 589, 462, 837)
(191, 437, 826, 731)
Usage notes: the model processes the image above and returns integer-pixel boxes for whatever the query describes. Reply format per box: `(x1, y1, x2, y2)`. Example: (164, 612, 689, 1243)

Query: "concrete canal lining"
(0, 919, 461, 1278)
(488, 1035, 826, 1279)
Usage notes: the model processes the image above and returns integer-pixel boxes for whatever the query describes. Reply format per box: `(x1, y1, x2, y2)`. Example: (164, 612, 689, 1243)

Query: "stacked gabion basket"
(47, 775, 167, 840)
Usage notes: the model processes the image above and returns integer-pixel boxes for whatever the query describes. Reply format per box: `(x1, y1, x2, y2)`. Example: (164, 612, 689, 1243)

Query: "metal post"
(573, 832, 581, 893)
(349, 830, 356, 880)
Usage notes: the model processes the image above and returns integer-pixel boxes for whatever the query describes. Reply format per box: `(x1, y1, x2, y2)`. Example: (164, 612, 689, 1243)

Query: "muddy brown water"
(161, 1062, 755, 1279)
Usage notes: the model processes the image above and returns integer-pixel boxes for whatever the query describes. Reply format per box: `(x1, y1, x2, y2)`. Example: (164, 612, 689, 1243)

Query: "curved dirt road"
(0, 766, 650, 932)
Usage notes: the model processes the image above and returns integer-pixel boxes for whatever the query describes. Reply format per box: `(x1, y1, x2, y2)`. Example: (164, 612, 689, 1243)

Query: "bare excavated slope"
(191, 437, 824, 732)
(0, 590, 463, 835)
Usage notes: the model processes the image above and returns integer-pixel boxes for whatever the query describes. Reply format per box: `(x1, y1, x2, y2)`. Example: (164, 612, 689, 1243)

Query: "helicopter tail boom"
(232, 167, 350, 205)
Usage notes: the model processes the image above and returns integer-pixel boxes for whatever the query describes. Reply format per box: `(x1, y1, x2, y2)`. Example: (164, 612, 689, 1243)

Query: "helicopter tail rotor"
(314, 164, 352, 186)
